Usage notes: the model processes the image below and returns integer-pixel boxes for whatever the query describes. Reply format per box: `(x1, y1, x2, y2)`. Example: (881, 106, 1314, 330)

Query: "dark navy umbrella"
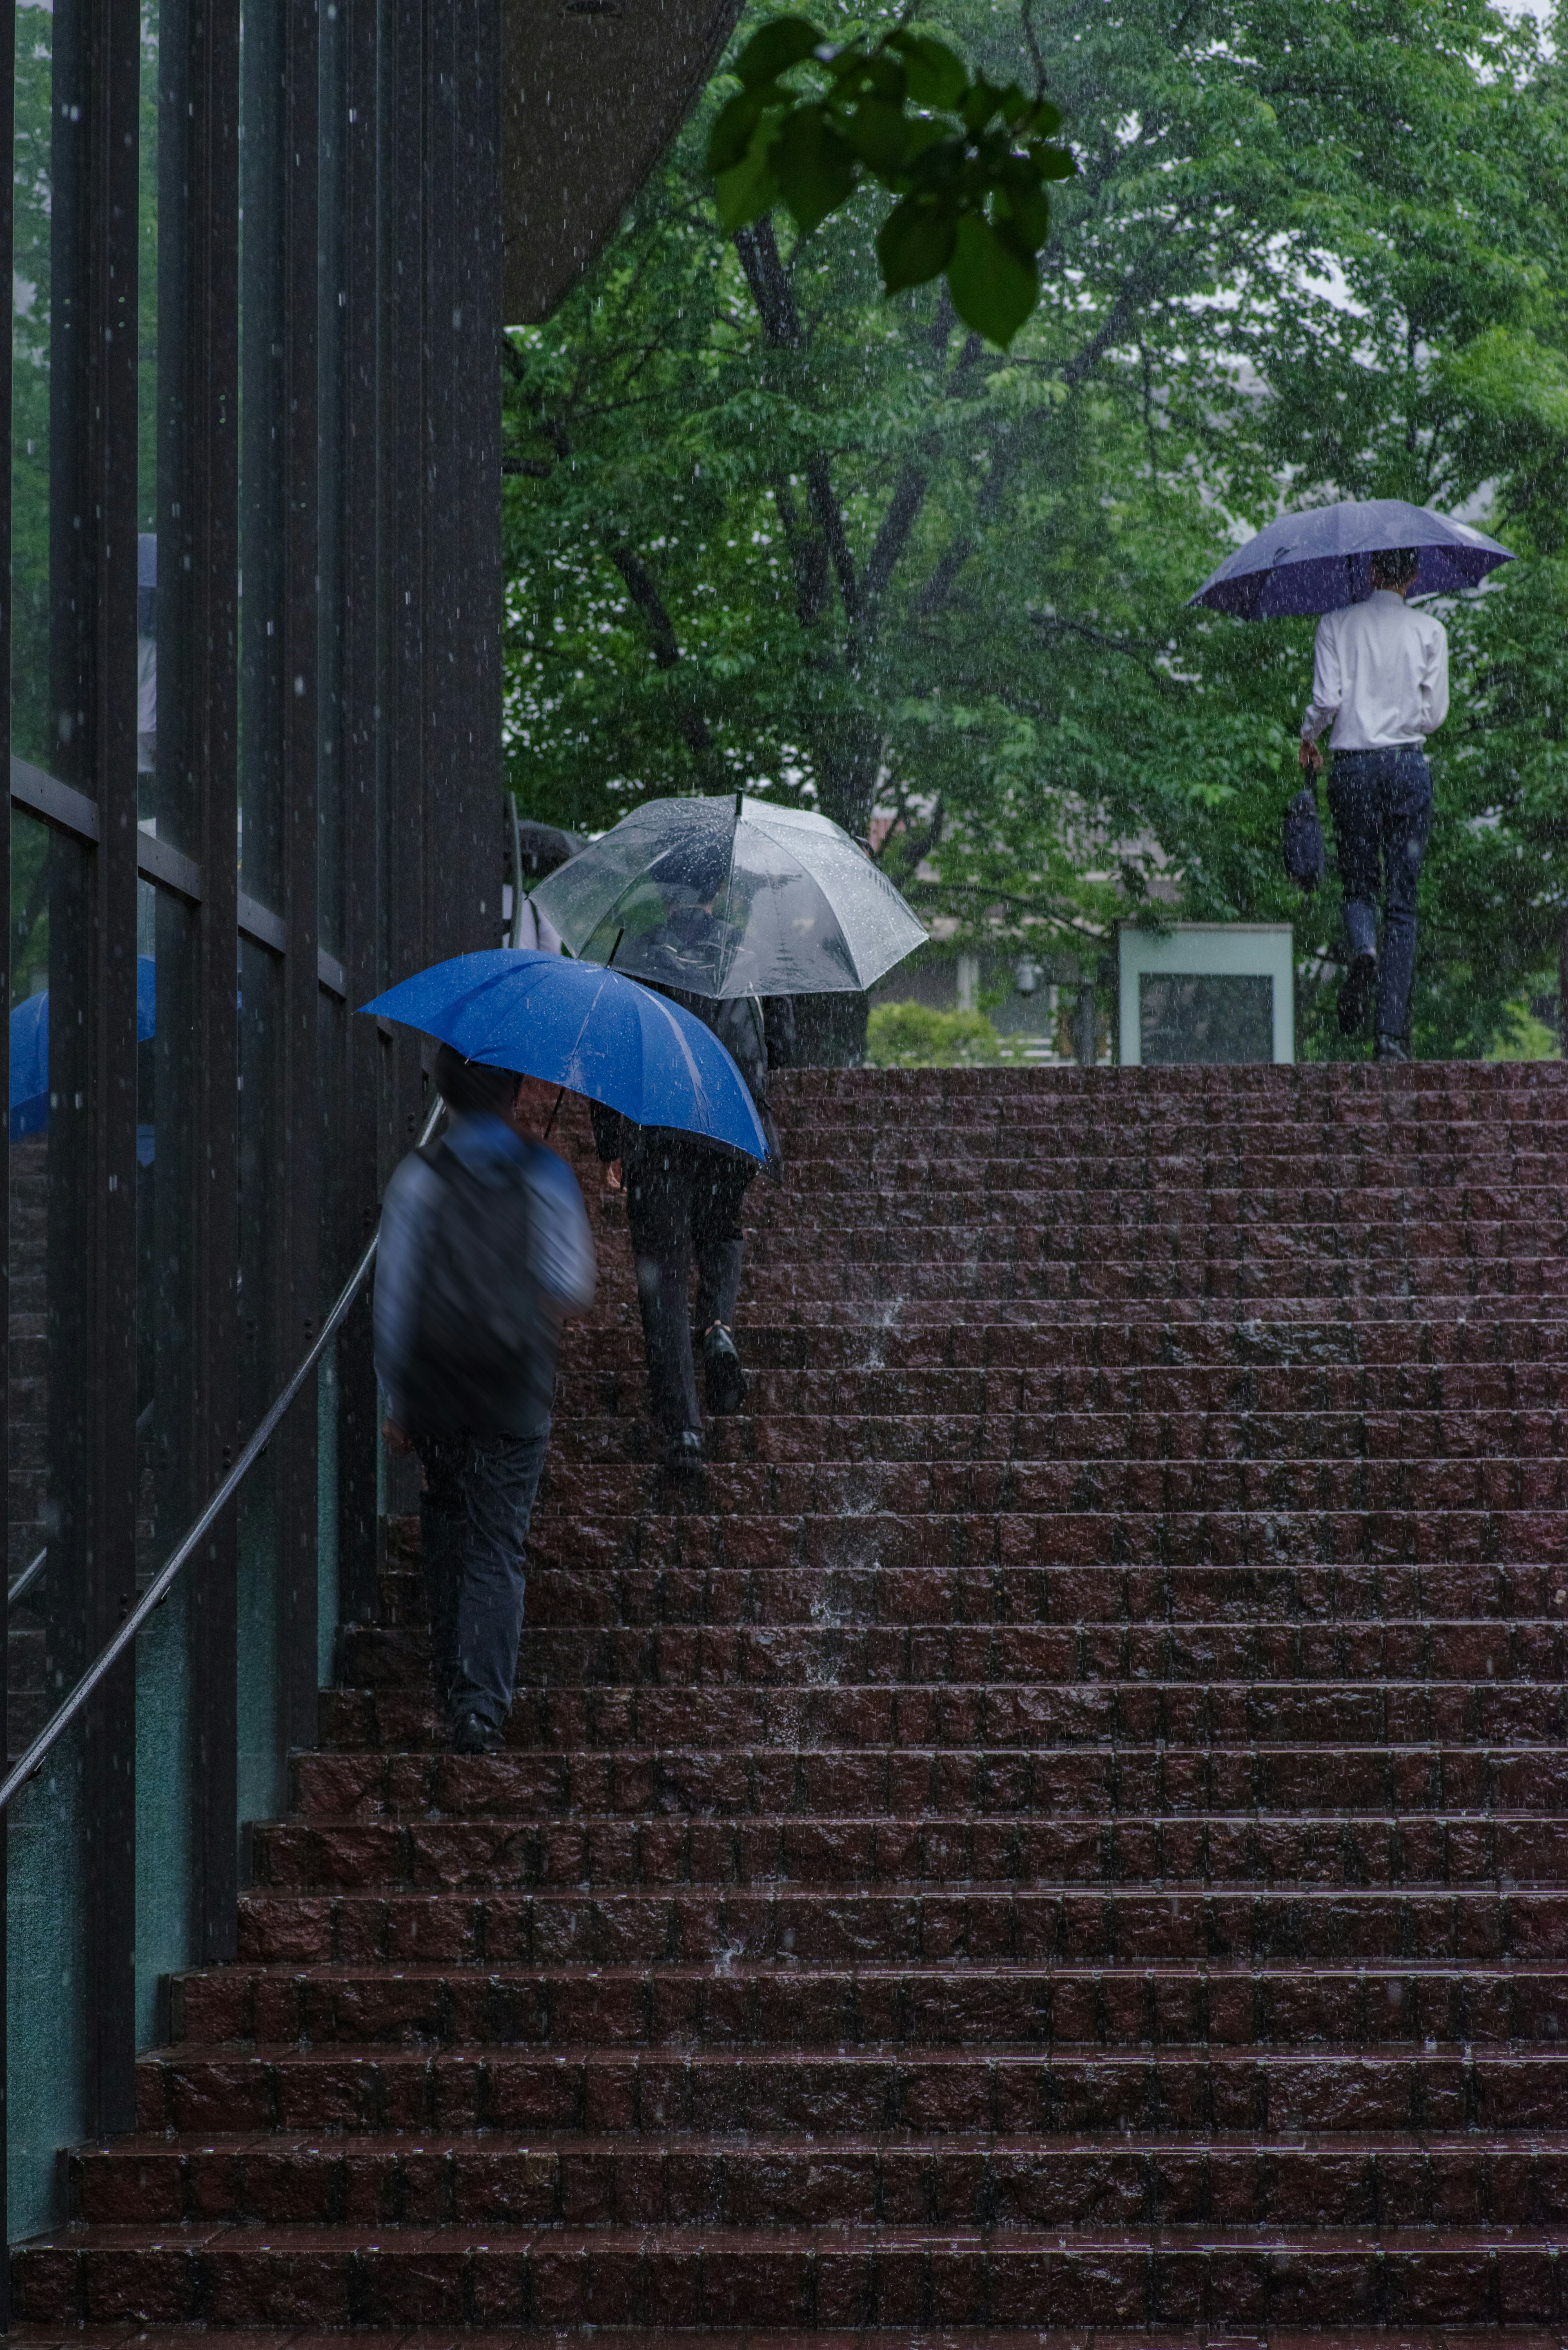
(361, 949, 769, 1160)
(1190, 499, 1514, 620)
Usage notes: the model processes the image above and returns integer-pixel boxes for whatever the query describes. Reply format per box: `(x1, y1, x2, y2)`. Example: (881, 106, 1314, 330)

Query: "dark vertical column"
(0, 0, 14, 2283)
(47, 0, 142, 2136)
(334, 0, 385, 1626)
(454, 0, 502, 959)
(160, 0, 241, 1960)
(277, 0, 322, 1760)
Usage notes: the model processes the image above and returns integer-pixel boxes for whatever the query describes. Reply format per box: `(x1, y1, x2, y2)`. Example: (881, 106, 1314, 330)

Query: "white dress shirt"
(1300, 590, 1449, 752)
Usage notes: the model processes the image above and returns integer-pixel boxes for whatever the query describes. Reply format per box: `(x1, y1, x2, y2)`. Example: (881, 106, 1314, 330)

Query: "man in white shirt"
(1299, 547, 1449, 1061)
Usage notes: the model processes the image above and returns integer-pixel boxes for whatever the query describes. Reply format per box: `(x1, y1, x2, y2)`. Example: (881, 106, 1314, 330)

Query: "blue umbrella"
(1190, 498, 1514, 620)
(361, 949, 769, 1161)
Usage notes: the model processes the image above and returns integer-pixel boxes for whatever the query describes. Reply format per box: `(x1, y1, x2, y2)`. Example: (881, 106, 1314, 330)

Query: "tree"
(502, 0, 1568, 1058)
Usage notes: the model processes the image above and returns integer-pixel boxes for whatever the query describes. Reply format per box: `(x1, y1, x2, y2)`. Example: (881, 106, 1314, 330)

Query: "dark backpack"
(1282, 784, 1326, 892)
(401, 1141, 555, 1438)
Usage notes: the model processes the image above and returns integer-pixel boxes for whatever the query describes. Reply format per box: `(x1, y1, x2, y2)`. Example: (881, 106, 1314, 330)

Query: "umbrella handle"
(542, 927, 624, 1142)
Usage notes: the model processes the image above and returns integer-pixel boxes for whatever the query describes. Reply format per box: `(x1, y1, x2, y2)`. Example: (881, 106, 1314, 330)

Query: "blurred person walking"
(374, 1043, 596, 1752)
(1297, 546, 1449, 1061)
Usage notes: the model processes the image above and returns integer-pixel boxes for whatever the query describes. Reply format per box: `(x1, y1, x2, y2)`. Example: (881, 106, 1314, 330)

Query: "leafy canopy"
(505, 0, 1568, 1059)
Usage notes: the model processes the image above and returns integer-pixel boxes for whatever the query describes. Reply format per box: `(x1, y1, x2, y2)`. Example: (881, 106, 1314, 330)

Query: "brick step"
(334, 1617, 1568, 1690)
(355, 1559, 1568, 1639)
(134, 2038, 1568, 2138)
(764, 1157, 1568, 1194)
(690, 1263, 1568, 1302)
(744, 1184, 1568, 1220)
(6, 2332, 1542, 2350)
(775, 1126, 1568, 1164)
(723, 1226, 1568, 1265)
(293, 1743, 1568, 1820)
(303, 1723, 1568, 1811)
(316, 1664, 1568, 1747)
(68, 2125, 1568, 2230)
(231, 1884, 1568, 1967)
(560, 1304, 1568, 1356)
(526, 1464, 1568, 1522)
(250, 1810, 1568, 1894)
(165, 1961, 1568, 2051)
(17, 2218, 1568, 2332)
(522, 1511, 1568, 1571)
(546, 1410, 1568, 1467)
(554, 1365, 1568, 1416)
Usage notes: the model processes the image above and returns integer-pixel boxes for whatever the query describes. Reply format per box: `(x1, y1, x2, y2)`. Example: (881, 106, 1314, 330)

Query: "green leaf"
(1031, 138, 1077, 182)
(997, 156, 1052, 249)
(714, 129, 781, 231)
(707, 86, 771, 175)
(877, 193, 958, 293)
(961, 78, 1004, 134)
(771, 108, 858, 233)
(893, 32, 968, 112)
(844, 96, 918, 176)
(732, 15, 822, 91)
(944, 209, 1038, 346)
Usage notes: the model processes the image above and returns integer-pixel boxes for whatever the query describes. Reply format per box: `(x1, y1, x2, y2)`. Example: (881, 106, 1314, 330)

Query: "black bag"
(401, 1142, 554, 1438)
(1282, 784, 1326, 892)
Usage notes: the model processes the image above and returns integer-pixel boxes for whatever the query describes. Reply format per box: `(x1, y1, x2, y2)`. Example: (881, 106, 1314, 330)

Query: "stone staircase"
(14, 1060, 1568, 2343)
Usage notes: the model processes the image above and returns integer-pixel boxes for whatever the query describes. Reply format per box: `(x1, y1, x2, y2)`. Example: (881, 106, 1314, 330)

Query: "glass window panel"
(133, 880, 197, 2037)
(236, 936, 283, 1821)
(11, 0, 52, 769)
(236, 0, 284, 911)
(7, 809, 91, 2234)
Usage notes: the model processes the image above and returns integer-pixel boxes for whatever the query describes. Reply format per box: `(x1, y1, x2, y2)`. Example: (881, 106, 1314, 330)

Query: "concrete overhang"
(503, 0, 744, 323)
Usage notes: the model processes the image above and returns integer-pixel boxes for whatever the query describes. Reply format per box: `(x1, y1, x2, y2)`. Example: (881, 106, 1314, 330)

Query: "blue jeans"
(415, 1422, 550, 1729)
(1327, 746, 1433, 1044)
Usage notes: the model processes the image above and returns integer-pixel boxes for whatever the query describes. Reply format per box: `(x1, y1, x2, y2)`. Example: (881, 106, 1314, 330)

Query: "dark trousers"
(624, 1139, 753, 1434)
(1328, 746, 1433, 1045)
(415, 1422, 550, 1730)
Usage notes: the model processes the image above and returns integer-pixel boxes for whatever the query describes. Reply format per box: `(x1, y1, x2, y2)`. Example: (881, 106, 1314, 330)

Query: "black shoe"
(1374, 1033, 1410, 1063)
(448, 1709, 503, 1755)
(1337, 950, 1376, 1037)
(663, 1429, 704, 1474)
(703, 1323, 747, 1414)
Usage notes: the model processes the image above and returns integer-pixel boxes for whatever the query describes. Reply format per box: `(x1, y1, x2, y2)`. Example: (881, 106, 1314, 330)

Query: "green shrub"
(866, 1001, 1002, 1068)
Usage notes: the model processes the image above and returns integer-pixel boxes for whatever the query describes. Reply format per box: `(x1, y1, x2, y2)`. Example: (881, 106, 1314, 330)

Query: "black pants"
(623, 1138, 753, 1434)
(1328, 746, 1433, 1046)
(414, 1422, 550, 1730)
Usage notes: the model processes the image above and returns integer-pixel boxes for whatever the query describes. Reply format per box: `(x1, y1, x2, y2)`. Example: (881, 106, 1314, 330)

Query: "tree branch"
(602, 536, 712, 752)
(734, 219, 803, 349)
(864, 464, 929, 604)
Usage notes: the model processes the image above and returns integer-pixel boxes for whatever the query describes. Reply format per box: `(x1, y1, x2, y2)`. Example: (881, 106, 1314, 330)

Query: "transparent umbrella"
(530, 793, 928, 999)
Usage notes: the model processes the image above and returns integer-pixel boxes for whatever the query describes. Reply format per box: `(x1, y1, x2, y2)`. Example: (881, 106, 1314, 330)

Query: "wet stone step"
(546, 1410, 1568, 1469)
(165, 1961, 1568, 2052)
(16, 2221, 1568, 2333)
(552, 1364, 1568, 1415)
(335, 1615, 1568, 1690)
(249, 1809, 1568, 1895)
(315, 1669, 1568, 1750)
(519, 1509, 1568, 1571)
(131, 2040, 1568, 2139)
(291, 1742, 1568, 1821)
(67, 2127, 1568, 2229)
(231, 1884, 1568, 1969)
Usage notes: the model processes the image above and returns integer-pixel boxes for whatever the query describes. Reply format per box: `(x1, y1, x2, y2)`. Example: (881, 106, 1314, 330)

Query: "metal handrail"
(7, 1547, 49, 1610)
(0, 1095, 443, 1814)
